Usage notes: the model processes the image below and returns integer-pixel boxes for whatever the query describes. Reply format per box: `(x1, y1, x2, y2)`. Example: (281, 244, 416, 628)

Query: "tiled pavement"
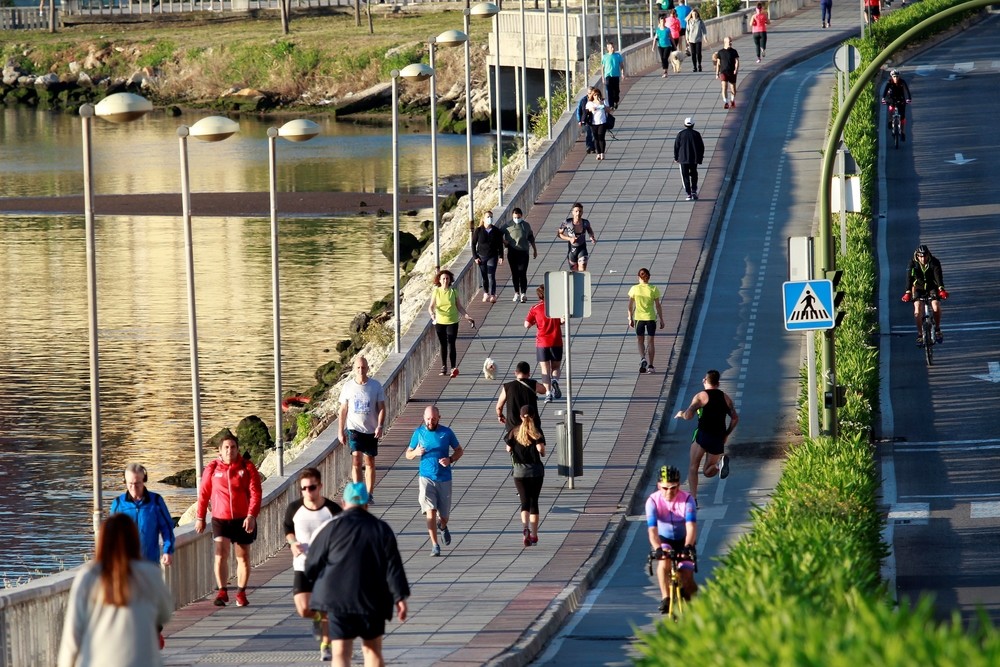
(162, 5, 856, 665)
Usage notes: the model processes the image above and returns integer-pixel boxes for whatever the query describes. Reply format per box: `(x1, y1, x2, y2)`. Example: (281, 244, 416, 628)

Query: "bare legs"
(352, 451, 377, 495)
(687, 442, 722, 502)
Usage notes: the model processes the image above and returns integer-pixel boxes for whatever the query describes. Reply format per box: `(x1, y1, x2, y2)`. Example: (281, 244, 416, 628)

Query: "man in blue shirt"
(601, 42, 626, 109)
(405, 405, 464, 556)
(110, 462, 176, 566)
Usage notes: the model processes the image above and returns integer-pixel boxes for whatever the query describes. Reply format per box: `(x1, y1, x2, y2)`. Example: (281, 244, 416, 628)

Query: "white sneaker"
(519, 293, 526, 303)
(482, 293, 489, 303)
(513, 293, 520, 303)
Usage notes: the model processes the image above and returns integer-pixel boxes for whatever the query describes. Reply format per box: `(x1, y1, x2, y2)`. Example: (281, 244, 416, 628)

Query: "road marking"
(901, 492, 1000, 500)
(972, 362, 1000, 384)
(890, 320, 1000, 334)
(887, 437, 1000, 451)
(970, 502, 1000, 519)
(947, 152, 976, 165)
(889, 503, 930, 524)
(953, 61, 975, 73)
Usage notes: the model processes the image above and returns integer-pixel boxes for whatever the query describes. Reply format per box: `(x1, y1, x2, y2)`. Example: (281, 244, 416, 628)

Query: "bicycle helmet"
(915, 244, 930, 258)
(890, 69, 899, 77)
(659, 465, 682, 484)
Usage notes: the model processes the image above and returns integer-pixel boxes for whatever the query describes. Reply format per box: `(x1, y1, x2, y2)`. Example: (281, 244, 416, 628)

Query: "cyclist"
(645, 465, 697, 613)
(902, 244, 948, 346)
(881, 69, 912, 141)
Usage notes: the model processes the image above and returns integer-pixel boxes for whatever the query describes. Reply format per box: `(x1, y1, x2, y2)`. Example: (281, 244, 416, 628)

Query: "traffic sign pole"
(563, 270, 575, 490)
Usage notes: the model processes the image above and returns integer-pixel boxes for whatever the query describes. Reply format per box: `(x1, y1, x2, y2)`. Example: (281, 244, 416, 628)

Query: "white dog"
(483, 357, 497, 380)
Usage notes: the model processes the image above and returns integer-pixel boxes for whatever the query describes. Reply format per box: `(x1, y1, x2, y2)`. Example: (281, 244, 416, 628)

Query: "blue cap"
(342, 482, 370, 505)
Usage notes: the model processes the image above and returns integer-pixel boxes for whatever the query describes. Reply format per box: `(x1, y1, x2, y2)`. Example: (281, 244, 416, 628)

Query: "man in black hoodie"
(673, 116, 705, 201)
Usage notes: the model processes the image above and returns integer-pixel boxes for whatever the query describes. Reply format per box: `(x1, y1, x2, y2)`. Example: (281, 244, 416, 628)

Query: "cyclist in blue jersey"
(645, 466, 698, 612)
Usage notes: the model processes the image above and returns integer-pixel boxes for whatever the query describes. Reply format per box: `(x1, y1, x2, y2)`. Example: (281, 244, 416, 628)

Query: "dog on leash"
(483, 357, 497, 380)
(669, 48, 685, 73)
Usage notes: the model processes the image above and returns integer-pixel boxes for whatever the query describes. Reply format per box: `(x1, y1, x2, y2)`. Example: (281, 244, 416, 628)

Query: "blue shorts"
(635, 320, 656, 336)
(536, 346, 564, 363)
(348, 430, 379, 457)
(326, 613, 385, 641)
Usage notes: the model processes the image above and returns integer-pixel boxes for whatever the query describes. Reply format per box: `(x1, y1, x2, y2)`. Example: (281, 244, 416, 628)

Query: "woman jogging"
(428, 269, 475, 377)
(505, 405, 546, 547)
(750, 3, 770, 63)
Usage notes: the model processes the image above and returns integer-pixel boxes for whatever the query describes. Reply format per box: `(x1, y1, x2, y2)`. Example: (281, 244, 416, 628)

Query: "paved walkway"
(162, 5, 856, 665)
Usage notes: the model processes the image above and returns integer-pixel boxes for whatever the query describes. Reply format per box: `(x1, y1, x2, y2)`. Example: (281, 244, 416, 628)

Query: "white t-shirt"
(283, 498, 341, 571)
(338, 377, 386, 434)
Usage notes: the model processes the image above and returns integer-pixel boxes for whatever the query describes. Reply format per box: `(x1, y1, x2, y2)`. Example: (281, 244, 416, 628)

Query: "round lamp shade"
(278, 119, 321, 142)
(399, 63, 434, 82)
(93, 92, 152, 123)
(189, 116, 240, 142)
(436, 29, 469, 47)
(470, 2, 500, 18)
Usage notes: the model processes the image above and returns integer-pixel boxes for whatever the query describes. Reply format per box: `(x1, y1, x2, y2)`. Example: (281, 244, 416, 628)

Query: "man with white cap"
(673, 117, 705, 201)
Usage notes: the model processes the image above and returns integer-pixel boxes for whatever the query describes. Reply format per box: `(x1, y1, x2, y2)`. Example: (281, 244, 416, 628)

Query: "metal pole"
(429, 41, 441, 268)
(599, 0, 606, 70)
(266, 128, 285, 477)
(520, 0, 529, 168)
(177, 127, 205, 486)
(465, 10, 476, 237)
(544, 0, 552, 138)
(563, 270, 575, 489)
(392, 72, 402, 354)
(80, 105, 103, 539)
(582, 0, 589, 83)
(563, 0, 571, 108)
(615, 0, 621, 55)
(495, 13, 504, 206)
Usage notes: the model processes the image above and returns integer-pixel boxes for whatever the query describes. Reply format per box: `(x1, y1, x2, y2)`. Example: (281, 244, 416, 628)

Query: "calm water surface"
(0, 108, 493, 583)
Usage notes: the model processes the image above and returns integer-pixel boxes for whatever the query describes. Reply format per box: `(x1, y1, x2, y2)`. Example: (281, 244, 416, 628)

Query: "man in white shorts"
(405, 405, 464, 557)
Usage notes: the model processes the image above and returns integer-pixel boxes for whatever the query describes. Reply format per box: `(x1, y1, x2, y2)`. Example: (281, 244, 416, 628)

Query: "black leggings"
(435, 322, 458, 369)
(514, 476, 543, 514)
(689, 42, 702, 70)
(592, 124, 607, 155)
(657, 45, 673, 71)
(753, 32, 767, 58)
(507, 248, 530, 294)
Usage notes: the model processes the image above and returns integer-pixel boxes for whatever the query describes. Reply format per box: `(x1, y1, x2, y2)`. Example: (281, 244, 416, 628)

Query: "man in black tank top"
(674, 369, 739, 505)
(496, 361, 548, 433)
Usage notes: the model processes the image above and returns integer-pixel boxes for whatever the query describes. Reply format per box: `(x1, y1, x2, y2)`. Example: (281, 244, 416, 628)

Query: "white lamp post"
(177, 115, 240, 490)
(433, 29, 470, 270)
(392, 63, 434, 354)
(519, 0, 529, 169)
(564, 0, 571, 109)
(471, 2, 503, 206)
(267, 119, 320, 477)
(544, 0, 553, 137)
(79, 92, 152, 537)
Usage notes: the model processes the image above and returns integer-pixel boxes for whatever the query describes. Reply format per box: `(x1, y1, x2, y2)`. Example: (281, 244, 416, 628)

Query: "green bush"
(136, 39, 177, 69)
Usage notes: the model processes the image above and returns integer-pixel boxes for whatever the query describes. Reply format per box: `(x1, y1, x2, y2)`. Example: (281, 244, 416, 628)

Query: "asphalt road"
(531, 49, 840, 665)
(878, 13, 1000, 627)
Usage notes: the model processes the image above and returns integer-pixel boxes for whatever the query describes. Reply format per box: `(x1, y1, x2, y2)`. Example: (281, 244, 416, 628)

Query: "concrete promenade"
(162, 6, 855, 665)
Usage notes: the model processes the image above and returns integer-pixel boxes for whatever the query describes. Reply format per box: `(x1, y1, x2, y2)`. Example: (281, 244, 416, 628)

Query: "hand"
(653, 547, 665, 560)
(901, 292, 911, 302)
(658, 319, 665, 330)
(375, 425, 384, 439)
(438, 457, 451, 467)
(243, 516, 256, 533)
(499, 258, 504, 265)
(474, 258, 481, 264)
(161, 553, 173, 567)
(533, 249, 538, 259)
(905, 99, 911, 104)
(497, 413, 506, 424)
(194, 518, 206, 534)
(628, 318, 635, 328)
(397, 599, 408, 622)
(938, 288, 949, 300)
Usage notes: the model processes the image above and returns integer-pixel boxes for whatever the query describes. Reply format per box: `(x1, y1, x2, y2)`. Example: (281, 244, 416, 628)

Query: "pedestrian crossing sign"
(782, 280, 835, 331)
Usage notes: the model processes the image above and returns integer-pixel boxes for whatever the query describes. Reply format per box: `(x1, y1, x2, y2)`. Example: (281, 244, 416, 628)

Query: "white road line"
(970, 502, 1000, 519)
(889, 321, 1000, 333)
(890, 437, 1000, 447)
(888, 502, 929, 522)
(901, 492, 1000, 500)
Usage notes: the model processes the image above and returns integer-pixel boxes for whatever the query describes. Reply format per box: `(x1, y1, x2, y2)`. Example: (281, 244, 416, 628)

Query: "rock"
(34, 73, 59, 87)
(348, 312, 372, 335)
(381, 230, 421, 264)
(332, 82, 390, 117)
(69, 61, 81, 74)
(235, 416, 274, 466)
(160, 468, 199, 489)
(76, 72, 93, 88)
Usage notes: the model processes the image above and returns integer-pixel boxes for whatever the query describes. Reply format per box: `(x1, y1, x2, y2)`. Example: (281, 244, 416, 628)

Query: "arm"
(675, 392, 707, 420)
(655, 295, 665, 329)
(684, 520, 697, 548)
(244, 462, 263, 533)
(528, 226, 538, 258)
(724, 395, 740, 437)
(471, 228, 482, 263)
(648, 525, 662, 551)
(338, 399, 349, 445)
(375, 399, 386, 439)
(428, 291, 437, 319)
(495, 386, 507, 425)
(194, 463, 213, 533)
(628, 296, 636, 326)
(535, 381, 547, 396)
(156, 494, 176, 566)
(445, 444, 464, 467)
(587, 221, 597, 243)
(454, 295, 475, 324)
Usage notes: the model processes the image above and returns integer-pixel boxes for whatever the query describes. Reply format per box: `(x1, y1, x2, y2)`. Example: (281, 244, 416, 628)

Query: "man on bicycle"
(645, 465, 697, 613)
(881, 69, 912, 141)
(902, 244, 948, 345)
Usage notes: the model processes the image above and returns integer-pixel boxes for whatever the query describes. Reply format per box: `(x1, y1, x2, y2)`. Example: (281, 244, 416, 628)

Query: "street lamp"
(471, 2, 502, 206)
(267, 119, 320, 477)
(79, 91, 152, 537)
(177, 115, 240, 490)
(392, 63, 434, 353)
(433, 29, 470, 270)
(519, 0, 529, 169)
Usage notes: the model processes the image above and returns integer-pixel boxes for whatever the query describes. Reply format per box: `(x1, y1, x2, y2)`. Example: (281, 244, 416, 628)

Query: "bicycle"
(887, 103, 902, 149)
(646, 545, 697, 620)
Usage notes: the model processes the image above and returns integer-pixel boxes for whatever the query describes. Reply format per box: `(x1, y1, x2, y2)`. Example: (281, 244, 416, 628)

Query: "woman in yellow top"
(428, 269, 475, 378)
(627, 267, 666, 374)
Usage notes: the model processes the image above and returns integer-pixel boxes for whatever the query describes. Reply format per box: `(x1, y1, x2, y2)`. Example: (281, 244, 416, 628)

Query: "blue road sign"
(783, 280, 835, 331)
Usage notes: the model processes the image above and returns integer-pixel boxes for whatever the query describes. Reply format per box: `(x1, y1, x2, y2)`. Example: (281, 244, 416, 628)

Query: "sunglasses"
(301, 484, 318, 492)
(663, 484, 680, 490)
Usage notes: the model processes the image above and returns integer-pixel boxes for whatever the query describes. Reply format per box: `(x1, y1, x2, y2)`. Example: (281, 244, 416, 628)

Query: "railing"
(0, 7, 53, 29)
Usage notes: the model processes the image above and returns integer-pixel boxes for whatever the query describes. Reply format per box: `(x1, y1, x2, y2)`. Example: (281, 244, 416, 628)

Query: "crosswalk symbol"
(782, 280, 835, 331)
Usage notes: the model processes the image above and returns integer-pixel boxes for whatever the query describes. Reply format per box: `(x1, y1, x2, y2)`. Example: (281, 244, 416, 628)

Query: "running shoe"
(544, 392, 553, 404)
(431, 544, 441, 557)
(646, 366, 655, 374)
(640, 359, 648, 374)
(439, 366, 448, 376)
(482, 293, 489, 303)
(312, 613, 323, 640)
(520, 293, 527, 303)
(723, 102, 729, 109)
(718, 454, 730, 480)
(213, 588, 229, 607)
(450, 368, 460, 378)
(513, 293, 520, 303)
(441, 523, 452, 546)
(659, 597, 670, 614)
(489, 295, 497, 303)
(916, 335, 924, 347)
(552, 379, 562, 399)
(692, 191, 699, 200)
(320, 643, 332, 661)
(523, 528, 532, 547)
(686, 194, 693, 201)
(935, 328, 943, 343)
(731, 101, 736, 109)
(530, 534, 538, 545)
(235, 590, 249, 607)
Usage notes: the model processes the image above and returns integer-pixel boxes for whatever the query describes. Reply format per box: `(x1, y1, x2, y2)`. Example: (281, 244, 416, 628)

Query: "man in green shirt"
(627, 268, 666, 373)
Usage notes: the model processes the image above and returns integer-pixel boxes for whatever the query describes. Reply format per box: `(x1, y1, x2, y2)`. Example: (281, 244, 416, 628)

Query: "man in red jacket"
(195, 433, 263, 607)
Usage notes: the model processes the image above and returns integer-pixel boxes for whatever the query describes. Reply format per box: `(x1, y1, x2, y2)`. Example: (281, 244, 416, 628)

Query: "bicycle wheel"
(923, 319, 934, 366)
(893, 118, 900, 149)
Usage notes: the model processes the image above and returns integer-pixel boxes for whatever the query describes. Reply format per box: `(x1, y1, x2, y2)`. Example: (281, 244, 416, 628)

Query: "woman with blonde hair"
(58, 514, 173, 667)
(505, 405, 547, 547)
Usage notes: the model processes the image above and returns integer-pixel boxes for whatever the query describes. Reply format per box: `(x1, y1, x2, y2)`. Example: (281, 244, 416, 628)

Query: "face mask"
(485, 217, 493, 227)
(513, 217, 522, 223)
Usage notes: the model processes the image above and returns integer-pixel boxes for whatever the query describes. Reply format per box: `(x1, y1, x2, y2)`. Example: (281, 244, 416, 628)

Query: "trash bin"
(556, 411, 583, 477)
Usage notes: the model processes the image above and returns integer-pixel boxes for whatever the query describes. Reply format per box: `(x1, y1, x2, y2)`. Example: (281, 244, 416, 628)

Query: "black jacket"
(304, 507, 410, 619)
(906, 255, 944, 293)
(674, 127, 705, 165)
(472, 224, 505, 262)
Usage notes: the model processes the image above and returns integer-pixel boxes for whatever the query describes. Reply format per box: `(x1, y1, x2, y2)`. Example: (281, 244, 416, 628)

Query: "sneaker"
(439, 366, 448, 376)
(312, 613, 323, 640)
(718, 454, 730, 480)
(523, 528, 531, 547)
(551, 379, 562, 399)
(482, 293, 489, 303)
(935, 329, 943, 343)
(686, 194, 693, 201)
(756, 58, 760, 63)
(235, 590, 249, 607)
(530, 534, 538, 545)
(659, 597, 670, 614)
(519, 293, 526, 303)
(723, 102, 729, 109)
(692, 191, 699, 200)
(916, 335, 924, 347)
(544, 392, 553, 404)
(513, 293, 521, 303)
(450, 368, 459, 378)
(367, 494, 375, 506)
(320, 643, 332, 661)
(442, 524, 452, 546)
(431, 544, 441, 557)
(730, 101, 736, 109)
(646, 366, 656, 374)
(639, 359, 648, 374)
(213, 588, 228, 607)
(489, 295, 497, 303)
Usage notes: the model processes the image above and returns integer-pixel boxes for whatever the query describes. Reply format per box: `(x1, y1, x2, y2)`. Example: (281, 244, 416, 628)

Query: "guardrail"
(0, 7, 53, 29)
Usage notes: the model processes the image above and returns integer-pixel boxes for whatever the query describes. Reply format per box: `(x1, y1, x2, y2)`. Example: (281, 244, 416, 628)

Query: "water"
(0, 107, 493, 584)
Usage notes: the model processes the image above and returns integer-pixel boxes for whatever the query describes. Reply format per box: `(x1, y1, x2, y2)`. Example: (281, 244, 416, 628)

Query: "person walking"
(504, 405, 546, 547)
(338, 355, 386, 501)
(665, 9, 682, 51)
(653, 14, 674, 78)
(627, 268, 666, 374)
(576, 87, 597, 154)
(405, 405, 464, 557)
(750, 3, 770, 63)
(283, 468, 342, 661)
(194, 432, 263, 608)
(428, 269, 476, 377)
(304, 482, 410, 667)
(821, 0, 833, 28)
(109, 462, 175, 567)
(502, 207, 538, 304)
(685, 9, 706, 72)
(58, 515, 173, 667)
(496, 361, 548, 428)
(524, 285, 564, 402)
(673, 116, 705, 201)
(674, 0, 692, 53)
(472, 210, 505, 303)
(585, 87, 612, 161)
(674, 370, 739, 506)
(557, 202, 598, 272)
(714, 36, 740, 109)
(601, 42, 626, 109)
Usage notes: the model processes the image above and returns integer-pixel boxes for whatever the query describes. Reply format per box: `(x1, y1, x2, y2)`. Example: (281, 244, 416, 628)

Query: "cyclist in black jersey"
(881, 70, 912, 140)
(902, 244, 947, 345)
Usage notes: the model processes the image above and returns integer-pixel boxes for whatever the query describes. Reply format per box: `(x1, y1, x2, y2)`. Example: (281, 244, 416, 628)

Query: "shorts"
(719, 70, 737, 85)
(327, 613, 385, 641)
(211, 517, 257, 545)
(658, 537, 696, 570)
(912, 287, 939, 300)
(635, 320, 656, 337)
(694, 430, 726, 456)
(567, 246, 589, 266)
(418, 477, 452, 517)
(536, 346, 564, 363)
(347, 430, 379, 457)
(293, 571, 314, 595)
